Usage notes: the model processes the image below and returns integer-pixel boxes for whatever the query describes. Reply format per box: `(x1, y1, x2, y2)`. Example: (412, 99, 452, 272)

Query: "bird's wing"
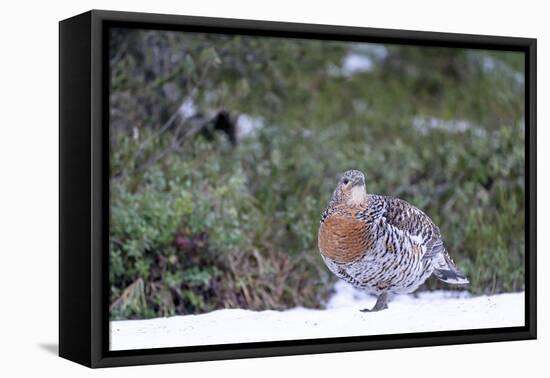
(361, 196, 467, 283)
(359, 195, 443, 259)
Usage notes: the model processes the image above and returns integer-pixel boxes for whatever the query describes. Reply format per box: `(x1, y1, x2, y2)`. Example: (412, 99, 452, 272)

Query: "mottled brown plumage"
(318, 210, 373, 264)
(318, 169, 468, 312)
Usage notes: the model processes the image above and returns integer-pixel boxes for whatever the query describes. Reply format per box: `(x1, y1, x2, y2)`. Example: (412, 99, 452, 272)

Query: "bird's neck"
(329, 195, 369, 218)
(347, 185, 368, 207)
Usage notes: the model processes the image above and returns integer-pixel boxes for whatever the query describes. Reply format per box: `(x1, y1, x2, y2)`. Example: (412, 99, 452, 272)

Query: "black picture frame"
(59, 9, 537, 368)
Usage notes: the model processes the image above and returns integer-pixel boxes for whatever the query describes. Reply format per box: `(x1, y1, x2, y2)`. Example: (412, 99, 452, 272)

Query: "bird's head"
(330, 169, 367, 207)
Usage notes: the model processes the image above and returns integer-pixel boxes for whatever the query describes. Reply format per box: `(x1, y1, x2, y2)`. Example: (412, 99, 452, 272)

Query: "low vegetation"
(108, 29, 525, 320)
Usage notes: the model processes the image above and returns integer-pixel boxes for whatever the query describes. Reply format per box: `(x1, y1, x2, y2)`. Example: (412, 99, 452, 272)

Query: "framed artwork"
(59, 9, 536, 368)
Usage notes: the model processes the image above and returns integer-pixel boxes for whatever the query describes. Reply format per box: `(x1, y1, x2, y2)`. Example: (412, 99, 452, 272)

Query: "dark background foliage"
(108, 28, 525, 320)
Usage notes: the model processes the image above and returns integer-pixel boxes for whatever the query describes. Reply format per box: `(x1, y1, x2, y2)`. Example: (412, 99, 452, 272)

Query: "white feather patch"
(348, 185, 367, 206)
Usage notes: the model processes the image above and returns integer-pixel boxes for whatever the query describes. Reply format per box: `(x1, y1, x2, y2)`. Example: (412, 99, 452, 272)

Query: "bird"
(318, 169, 469, 312)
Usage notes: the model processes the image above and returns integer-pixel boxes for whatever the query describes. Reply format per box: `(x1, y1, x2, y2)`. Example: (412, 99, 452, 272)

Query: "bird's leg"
(360, 292, 389, 312)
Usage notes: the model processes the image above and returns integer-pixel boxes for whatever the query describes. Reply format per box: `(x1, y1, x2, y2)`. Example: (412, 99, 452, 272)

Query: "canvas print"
(108, 27, 525, 351)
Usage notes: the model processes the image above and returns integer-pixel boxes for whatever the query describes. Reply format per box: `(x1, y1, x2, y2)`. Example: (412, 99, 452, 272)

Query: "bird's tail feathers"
(433, 251, 469, 285)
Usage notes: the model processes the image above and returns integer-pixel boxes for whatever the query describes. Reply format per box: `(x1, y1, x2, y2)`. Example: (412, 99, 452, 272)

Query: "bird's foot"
(360, 292, 389, 312)
(360, 304, 388, 312)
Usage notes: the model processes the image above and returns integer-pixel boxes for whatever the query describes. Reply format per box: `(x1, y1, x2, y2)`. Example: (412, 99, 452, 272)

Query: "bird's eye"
(343, 179, 349, 185)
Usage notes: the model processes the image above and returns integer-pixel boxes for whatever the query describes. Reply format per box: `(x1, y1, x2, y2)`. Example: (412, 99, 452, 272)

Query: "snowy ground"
(110, 281, 524, 351)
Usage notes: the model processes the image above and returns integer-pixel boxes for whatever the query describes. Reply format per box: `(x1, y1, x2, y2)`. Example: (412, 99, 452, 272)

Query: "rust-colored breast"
(318, 213, 372, 264)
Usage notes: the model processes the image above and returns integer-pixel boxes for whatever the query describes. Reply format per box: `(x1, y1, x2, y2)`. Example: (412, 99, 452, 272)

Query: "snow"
(329, 43, 388, 77)
(411, 116, 488, 137)
(110, 281, 524, 351)
(237, 114, 264, 138)
(178, 98, 197, 119)
(479, 54, 525, 86)
(340, 53, 375, 76)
